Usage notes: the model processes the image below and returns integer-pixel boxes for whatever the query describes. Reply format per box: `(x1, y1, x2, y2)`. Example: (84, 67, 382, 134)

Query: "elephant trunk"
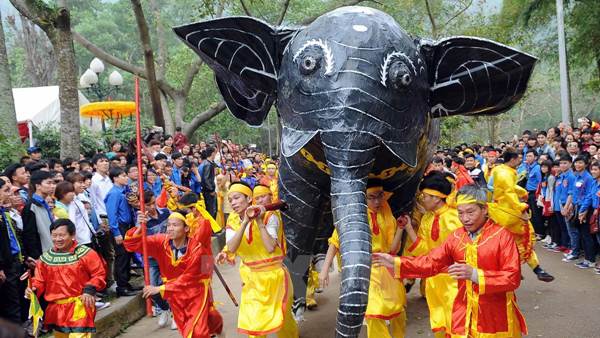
(321, 132, 379, 338)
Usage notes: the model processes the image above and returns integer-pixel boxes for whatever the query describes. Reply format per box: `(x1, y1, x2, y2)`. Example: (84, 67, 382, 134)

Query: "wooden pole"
(135, 77, 152, 316)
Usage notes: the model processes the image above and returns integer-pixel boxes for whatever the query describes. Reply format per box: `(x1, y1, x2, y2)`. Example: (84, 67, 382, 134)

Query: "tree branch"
(131, 0, 164, 127)
(300, 0, 367, 25)
(183, 101, 227, 137)
(239, 0, 253, 16)
(181, 59, 203, 97)
(424, 0, 438, 38)
(276, 0, 291, 25)
(73, 31, 146, 77)
(441, 0, 473, 29)
(9, 0, 52, 32)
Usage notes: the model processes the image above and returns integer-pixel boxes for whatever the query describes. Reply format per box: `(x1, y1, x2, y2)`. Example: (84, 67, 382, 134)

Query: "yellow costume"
(489, 164, 539, 268)
(406, 204, 461, 337)
(224, 207, 297, 337)
(329, 199, 406, 338)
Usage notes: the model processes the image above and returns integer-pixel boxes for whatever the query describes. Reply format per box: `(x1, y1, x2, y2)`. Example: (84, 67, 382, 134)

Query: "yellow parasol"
(80, 101, 136, 119)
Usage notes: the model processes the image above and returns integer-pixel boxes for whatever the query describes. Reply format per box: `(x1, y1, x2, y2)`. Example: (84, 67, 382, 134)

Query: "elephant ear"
(419, 36, 537, 118)
(173, 18, 299, 126)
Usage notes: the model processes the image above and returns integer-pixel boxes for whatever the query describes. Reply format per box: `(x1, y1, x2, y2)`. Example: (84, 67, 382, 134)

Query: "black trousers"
(203, 191, 217, 219)
(113, 224, 133, 291)
(528, 191, 545, 236)
(0, 261, 22, 323)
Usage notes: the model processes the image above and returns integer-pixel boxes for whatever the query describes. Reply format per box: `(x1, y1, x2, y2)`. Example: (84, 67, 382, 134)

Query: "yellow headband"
(230, 183, 253, 198)
(253, 185, 272, 198)
(267, 164, 277, 170)
(456, 194, 486, 206)
(422, 188, 448, 199)
(168, 212, 187, 224)
(366, 186, 384, 195)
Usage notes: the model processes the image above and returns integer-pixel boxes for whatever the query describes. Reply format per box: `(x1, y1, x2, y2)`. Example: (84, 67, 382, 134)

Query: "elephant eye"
(293, 39, 334, 76)
(387, 61, 412, 90)
(379, 51, 417, 88)
(299, 54, 321, 75)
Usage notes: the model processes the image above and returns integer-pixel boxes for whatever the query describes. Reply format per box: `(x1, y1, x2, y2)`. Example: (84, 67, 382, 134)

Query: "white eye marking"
(379, 51, 417, 87)
(293, 39, 334, 75)
(352, 25, 368, 32)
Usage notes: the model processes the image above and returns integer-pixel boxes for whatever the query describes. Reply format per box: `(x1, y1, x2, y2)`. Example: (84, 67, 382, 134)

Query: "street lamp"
(79, 57, 123, 101)
(79, 58, 125, 131)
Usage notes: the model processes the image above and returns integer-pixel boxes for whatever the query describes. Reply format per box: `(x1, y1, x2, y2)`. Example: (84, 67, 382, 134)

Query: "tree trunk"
(160, 91, 175, 135)
(52, 6, 81, 159)
(131, 0, 165, 129)
(0, 8, 20, 144)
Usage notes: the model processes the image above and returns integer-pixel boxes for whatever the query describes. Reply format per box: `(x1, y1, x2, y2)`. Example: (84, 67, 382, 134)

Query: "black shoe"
(117, 288, 140, 297)
(535, 269, 555, 282)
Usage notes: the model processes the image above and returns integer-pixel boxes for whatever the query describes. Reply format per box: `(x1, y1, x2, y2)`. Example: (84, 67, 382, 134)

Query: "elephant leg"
(279, 154, 329, 321)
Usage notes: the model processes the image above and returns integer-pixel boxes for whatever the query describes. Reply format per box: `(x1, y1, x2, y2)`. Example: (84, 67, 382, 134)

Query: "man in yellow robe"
(489, 150, 554, 282)
(404, 172, 461, 337)
(216, 182, 297, 338)
(319, 179, 405, 338)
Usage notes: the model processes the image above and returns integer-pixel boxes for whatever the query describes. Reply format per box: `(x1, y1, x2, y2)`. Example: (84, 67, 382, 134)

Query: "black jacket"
(200, 160, 216, 193)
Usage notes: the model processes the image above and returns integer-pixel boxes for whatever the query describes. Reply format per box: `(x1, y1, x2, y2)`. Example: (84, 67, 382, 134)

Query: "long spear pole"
(135, 77, 152, 316)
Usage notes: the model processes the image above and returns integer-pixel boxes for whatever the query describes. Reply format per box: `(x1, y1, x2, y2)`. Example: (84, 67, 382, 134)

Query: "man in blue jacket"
(576, 160, 600, 270)
(552, 156, 576, 253)
(105, 167, 139, 297)
(563, 155, 595, 266)
(525, 149, 544, 238)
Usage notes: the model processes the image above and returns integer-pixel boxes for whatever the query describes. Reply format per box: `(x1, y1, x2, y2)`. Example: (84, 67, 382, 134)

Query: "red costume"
(124, 219, 222, 338)
(31, 243, 106, 334)
(393, 220, 527, 337)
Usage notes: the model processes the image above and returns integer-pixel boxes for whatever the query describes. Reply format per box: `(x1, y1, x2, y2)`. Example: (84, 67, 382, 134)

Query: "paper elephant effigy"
(174, 6, 536, 337)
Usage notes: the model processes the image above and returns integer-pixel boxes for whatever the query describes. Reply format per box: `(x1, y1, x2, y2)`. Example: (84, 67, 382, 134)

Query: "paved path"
(117, 244, 600, 337)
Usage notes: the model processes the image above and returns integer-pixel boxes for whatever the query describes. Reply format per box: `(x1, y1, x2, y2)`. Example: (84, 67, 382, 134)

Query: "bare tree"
(10, 0, 80, 159)
(0, 8, 20, 145)
(6, 14, 56, 86)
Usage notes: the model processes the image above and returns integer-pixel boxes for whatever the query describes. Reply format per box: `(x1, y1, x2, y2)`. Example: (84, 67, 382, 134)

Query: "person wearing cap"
(373, 184, 527, 337)
(27, 146, 42, 162)
(216, 182, 297, 338)
(125, 210, 223, 337)
(320, 180, 405, 338)
(403, 173, 462, 338)
(489, 149, 554, 282)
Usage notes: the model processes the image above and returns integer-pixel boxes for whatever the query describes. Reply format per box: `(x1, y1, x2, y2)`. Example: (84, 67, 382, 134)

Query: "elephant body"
(174, 6, 535, 337)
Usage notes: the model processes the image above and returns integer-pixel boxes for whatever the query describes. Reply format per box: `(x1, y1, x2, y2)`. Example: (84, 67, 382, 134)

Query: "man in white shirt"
(90, 154, 113, 218)
(89, 153, 116, 289)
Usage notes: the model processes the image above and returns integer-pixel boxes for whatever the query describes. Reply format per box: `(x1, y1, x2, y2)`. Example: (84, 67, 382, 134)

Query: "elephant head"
(174, 6, 535, 337)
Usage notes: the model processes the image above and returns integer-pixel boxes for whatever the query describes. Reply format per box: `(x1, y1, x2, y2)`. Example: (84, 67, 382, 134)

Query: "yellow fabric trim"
(168, 212, 187, 223)
(230, 183, 253, 197)
(422, 188, 448, 199)
(456, 194, 485, 206)
(159, 285, 166, 298)
(477, 268, 486, 295)
(55, 296, 86, 321)
(253, 185, 272, 198)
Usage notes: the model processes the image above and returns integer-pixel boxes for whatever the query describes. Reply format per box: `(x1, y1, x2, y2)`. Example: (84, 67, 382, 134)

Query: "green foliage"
(0, 134, 25, 170)
(34, 123, 103, 158)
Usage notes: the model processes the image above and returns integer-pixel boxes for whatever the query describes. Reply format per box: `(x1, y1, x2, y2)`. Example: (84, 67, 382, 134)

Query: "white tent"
(12, 86, 103, 143)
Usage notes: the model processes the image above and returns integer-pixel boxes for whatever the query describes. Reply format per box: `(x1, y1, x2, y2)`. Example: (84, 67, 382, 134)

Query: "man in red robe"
(374, 184, 527, 337)
(27, 219, 106, 337)
(124, 211, 222, 338)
